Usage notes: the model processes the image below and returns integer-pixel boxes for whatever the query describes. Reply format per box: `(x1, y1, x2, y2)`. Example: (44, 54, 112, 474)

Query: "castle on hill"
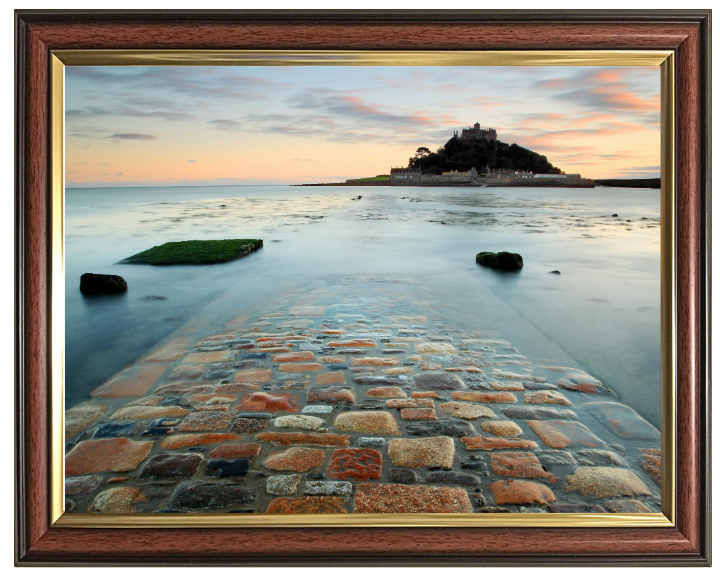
(454, 122, 497, 142)
(387, 122, 592, 187)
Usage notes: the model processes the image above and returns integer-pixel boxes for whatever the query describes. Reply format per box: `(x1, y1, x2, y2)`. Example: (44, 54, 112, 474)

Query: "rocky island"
(302, 122, 594, 188)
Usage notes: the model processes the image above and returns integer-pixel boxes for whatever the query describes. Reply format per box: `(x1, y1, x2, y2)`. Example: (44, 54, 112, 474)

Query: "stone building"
(389, 167, 422, 182)
(440, 167, 479, 181)
(454, 122, 498, 142)
(487, 169, 534, 178)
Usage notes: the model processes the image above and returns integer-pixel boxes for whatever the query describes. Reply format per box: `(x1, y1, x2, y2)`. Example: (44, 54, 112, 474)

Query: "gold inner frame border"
(50, 50, 675, 529)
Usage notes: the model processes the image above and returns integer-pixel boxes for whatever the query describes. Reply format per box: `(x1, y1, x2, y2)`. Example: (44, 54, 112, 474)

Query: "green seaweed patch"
(122, 239, 263, 265)
(476, 251, 524, 271)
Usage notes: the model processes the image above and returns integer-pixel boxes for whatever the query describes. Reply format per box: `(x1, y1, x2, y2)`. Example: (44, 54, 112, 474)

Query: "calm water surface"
(65, 185, 661, 426)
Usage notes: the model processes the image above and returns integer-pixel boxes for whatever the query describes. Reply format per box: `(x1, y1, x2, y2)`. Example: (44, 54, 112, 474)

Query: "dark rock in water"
(241, 352, 268, 360)
(141, 295, 168, 301)
(79, 272, 128, 295)
(461, 461, 488, 472)
(611, 214, 618, 217)
(150, 417, 180, 427)
(502, 406, 578, 420)
(138, 454, 204, 479)
(327, 364, 349, 371)
(142, 426, 175, 436)
(390, 468, 418, 484)
(92, 423, 138, 438)
(233, 412, 273, 419)
(475, 251, 524, 271)
(549, 270, 561, 275)
(65, 475, 103, 495)
(523, 381, 558, 391)
(406, 419, 475, 438)
(167, 481, 255, 509)
(426, 471, 481, 487)
(207, 459, 251, 477)
(414, 371, 466, 390)
(548, 503, 606, 513)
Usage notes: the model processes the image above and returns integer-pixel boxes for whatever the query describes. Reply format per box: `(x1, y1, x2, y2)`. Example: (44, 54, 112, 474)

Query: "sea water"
(65, 185, 661, 427)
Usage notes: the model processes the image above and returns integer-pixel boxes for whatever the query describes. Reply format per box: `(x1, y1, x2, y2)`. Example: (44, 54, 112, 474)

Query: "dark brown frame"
(15, 9, 711, 566)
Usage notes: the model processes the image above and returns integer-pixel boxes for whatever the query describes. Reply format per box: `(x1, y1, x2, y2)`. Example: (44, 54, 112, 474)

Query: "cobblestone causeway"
(65, 277, 661, 514)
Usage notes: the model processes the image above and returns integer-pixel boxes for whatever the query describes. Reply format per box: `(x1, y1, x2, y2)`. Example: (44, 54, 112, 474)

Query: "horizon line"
(65, 175, 660, 191)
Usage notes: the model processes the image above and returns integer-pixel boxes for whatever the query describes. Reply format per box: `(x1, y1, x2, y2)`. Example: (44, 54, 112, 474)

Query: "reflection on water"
(65, 185, 661, 426)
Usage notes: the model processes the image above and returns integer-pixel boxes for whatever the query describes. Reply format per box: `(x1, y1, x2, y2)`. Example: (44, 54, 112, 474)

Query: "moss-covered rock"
(476, 251, 523, 270)
(122, 239, 262, 265)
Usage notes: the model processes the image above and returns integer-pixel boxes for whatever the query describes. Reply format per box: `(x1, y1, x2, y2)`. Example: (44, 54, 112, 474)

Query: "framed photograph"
(15, 10, 710, 566)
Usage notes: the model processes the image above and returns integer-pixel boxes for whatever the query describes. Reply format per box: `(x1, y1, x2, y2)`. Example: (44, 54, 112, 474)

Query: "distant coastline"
(297, 179, 595, 188)
(595, 178, 661, 189)
(299, 176, 662, 190)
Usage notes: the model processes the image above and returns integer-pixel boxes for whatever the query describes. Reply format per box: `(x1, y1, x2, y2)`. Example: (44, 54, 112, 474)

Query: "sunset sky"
(65, 65, 660, 187)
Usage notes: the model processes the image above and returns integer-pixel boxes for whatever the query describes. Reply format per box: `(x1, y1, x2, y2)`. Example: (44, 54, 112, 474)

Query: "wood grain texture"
(21, 22, 51, 554)
(673, 21, 707, 557)
(28, 22, 699, 50)
(15, 10, 711, 566)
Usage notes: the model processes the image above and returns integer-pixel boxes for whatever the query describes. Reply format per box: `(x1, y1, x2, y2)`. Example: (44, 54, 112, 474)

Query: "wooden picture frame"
(15, 9, 710, 566)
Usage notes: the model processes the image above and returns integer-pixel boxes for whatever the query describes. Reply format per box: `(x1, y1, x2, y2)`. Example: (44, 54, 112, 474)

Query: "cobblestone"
(66, 438, 153, 476)
(489, 479, 556, 505)
(354, 483, 472, 513)
(88, 487, 146, 513)
(266, 474, 301, 495)
(65, 290, 661, 514)
(266, 496, 348, 513)
(264, 447, 326, 472)
(388, 436, 455, 468)
(333, 411, 400, 435)
(566, 467, 652, 498)
(328, 448, 383, 481)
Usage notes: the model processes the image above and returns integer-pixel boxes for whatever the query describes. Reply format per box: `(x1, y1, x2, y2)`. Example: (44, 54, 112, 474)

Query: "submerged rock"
(121, 239, 263, 265)
(414, 371, 466, 390)
(79, 273, 127, 295)
(425, 470, 481, 486)
(167, 481, 255, 509)
(566, 467, 652, 498)
(476, 251, 524, 271)
(584, 402, 660, 440)
(405, 419, 475, 438)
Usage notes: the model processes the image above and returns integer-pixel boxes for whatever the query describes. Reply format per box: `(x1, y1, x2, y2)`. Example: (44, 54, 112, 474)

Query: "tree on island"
(407, 134, 562, 175)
